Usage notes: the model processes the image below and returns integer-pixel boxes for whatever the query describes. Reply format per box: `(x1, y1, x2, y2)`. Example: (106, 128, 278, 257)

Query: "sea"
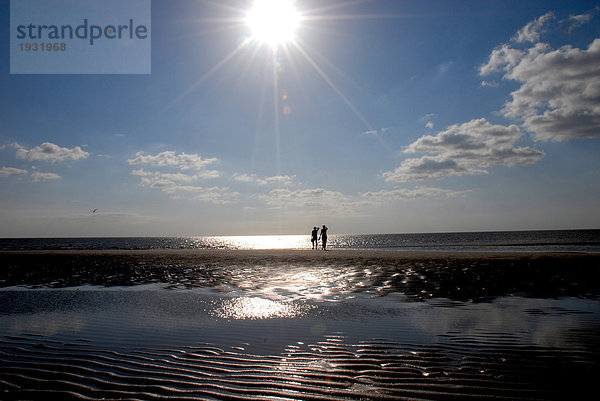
(1, 229, 600, 252)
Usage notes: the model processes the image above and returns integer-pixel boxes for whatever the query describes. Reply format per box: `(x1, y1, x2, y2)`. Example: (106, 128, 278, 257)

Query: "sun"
(246, 0, 301, 46)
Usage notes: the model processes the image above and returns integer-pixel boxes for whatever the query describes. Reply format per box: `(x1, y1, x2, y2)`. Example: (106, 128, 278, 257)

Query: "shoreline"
(3, 247, 600, 256)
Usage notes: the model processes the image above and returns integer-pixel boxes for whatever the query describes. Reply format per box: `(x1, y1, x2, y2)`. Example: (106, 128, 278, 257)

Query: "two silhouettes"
(311, 225, 328, 250)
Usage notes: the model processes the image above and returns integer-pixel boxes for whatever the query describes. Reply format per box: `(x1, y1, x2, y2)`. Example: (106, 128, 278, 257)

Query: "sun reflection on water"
(209, 235, 310, 249)
(223, 263, 372, 302)
(214, 297, 312, 320)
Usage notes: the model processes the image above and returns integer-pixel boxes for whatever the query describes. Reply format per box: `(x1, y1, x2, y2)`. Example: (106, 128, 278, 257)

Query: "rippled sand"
(1, 250, 599, 400)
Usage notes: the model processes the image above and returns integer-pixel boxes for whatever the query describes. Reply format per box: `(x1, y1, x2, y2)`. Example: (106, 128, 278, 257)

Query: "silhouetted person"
(311, 226, 319, 249)
(319, 225, 328, 250)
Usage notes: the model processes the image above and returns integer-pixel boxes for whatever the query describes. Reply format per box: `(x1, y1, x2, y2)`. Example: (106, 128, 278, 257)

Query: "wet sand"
(1, 250, 599, 400)
(1, 249, 599, 300)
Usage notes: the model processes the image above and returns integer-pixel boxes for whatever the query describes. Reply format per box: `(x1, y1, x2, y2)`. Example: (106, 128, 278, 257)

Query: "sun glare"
(246, 0, 300, 46)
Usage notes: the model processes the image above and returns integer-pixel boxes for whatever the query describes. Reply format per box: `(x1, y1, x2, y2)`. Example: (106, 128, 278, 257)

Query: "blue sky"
(1, 0, 600, 237)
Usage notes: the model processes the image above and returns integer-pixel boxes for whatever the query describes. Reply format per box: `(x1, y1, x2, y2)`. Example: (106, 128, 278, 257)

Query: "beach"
(2, 249, 599, 299)
(4, 0, 600, 399)
(1, 249, 599, 400)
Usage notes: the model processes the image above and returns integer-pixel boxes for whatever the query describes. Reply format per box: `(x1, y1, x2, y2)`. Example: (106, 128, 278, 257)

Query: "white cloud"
(130, 168, 234, 203)
(132, 169, 195, 183)
(131, 168, 219, 182)
(482, 38, 600, 141)
(232, 172, 296, 186)
(479, 44, 526, 76)
(438, 60, 454, 75)
(127, 150, 219, 171)
(361, 127, 390, 136)
(421, 114, 436, 129)
(361, 186, 469, 201)
(0, 166, 28, 177)
(31, 172, 61, 182)
(512, 12, 554, 43)
(382, 118, 544, 182)
(128, 150, 225, 202)
(15, 142, 89, 163)
(267, 175, 296, 185)
(258, 188, 348, 209)
(480, 80, 499, 88)
(562, 9, 597, 33)
(256, 186, 454, 213)
(382, 155, 486, 182)
(231, 173, 255, 183)
(170, 186, 239, 204)
(0, 142, 20, 151)
(405, 118, 524, 155)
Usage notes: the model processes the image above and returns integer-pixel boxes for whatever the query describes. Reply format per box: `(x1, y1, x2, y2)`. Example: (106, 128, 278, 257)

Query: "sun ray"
(251, 58, 271, 171)
(166, 39, 249, 109)
(171, 0, 249, 30)
(276, 43, 306, 100)
(185, 16, 245, 23)
(302, 0, 371, 15)
(272, 49, 281, 174)
(293, 37, 363, 94)
(285, 37, 397, 153)
(233, 37, 269, 91)
(170, 21, 245, 43)
(302, 13, 428, 22)
(292, 39, 372, 130)
(195, 0, 249, 15)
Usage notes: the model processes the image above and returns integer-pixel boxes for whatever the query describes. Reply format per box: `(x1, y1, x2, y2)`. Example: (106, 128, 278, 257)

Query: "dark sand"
(1, 250, 599, 400)
(2, 249, 599, 300)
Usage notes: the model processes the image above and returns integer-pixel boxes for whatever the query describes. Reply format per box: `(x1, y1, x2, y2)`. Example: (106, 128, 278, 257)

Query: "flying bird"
(91, 209, 98, 213)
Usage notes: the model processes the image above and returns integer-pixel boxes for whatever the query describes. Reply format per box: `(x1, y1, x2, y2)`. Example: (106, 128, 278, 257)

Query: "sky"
(1, 0, 600, 237)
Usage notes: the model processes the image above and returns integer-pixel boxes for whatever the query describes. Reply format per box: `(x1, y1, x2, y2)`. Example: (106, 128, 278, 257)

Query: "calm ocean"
(1, 229, 599, 252)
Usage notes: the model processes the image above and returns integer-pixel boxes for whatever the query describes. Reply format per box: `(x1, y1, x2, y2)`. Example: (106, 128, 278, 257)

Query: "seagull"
(91, 209, 98, 213)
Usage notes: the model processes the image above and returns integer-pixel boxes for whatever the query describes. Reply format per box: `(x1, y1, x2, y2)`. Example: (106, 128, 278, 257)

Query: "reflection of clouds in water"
(407, 297, 592, 349)
(2, 289, 597, 357)
(5, 312, 86, 336)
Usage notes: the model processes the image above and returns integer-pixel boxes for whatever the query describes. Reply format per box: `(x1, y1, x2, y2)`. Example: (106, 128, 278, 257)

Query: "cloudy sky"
(1, 0, 600, 237)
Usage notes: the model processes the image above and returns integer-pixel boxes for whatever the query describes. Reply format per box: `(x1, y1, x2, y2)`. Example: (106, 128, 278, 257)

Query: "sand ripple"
(1, 251, 599, 399)
(1, 331, 596, 400)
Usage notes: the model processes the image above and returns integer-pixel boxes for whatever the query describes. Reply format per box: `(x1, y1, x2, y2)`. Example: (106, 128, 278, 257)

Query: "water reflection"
(204, 235, 309, 249)
(3, 251, 598, 303)
(226, 264, 372, 301)
(1, 289, 598, 401)
(213, 297, 312, 319)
